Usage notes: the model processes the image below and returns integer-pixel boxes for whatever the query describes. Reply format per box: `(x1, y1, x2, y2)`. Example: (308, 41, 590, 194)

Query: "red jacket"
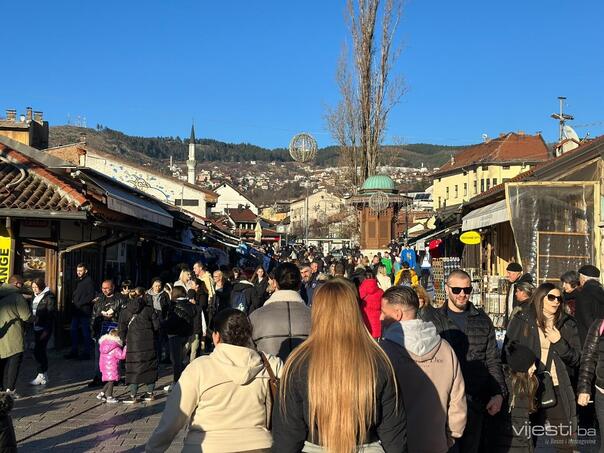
(359, 278, 384, 339)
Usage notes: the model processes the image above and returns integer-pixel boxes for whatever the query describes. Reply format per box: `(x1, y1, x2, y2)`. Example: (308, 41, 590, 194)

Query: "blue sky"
(3, 0, 603, 148)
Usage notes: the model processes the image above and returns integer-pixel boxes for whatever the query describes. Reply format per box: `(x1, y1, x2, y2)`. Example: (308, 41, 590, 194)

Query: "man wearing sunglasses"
(439, 269, 507, 453)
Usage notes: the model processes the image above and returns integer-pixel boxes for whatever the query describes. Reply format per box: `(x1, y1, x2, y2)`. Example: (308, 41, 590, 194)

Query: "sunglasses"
(449, 286, 473, 295)
(546, 294, 563, 302)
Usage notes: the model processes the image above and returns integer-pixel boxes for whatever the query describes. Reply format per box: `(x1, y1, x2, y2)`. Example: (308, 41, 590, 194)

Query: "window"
(446, 187, 449, 198)
(486, 179, 491, 190)
(502, 165, 510, 170)
(454, 185, 458, 198)
(493, 178, 498, 186)
(464, 183, 468, 196)
(480, 179, 484, 192)
(473, 180, 477, 193)
(175, 199, 199, 206)
(438, 197, 442, 209)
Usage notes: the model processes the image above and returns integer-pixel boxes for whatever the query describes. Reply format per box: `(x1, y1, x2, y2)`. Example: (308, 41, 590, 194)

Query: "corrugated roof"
(432, 132, 550, 177)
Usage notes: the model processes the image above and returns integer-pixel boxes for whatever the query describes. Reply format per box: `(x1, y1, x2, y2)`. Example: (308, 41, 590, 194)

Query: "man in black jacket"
(439, 269, 507, 453)
(504, 262, 533, 326)
(575, 264, 604, 347)
(65, 263, 95, 360)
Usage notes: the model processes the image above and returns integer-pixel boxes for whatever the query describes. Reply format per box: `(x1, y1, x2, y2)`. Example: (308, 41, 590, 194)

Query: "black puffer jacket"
(438, 302, 507, 403)
(164, 298, 195, 337)
(418, 303, 447, 334)
(575, 280, 604, 347)
(119, 297, 159, 385)
(505, 305, 581, 428)
(72, 274, 95, 316)
(91, 294, 126, 339)
(577, 318, 604, 394)
(33, 291, 56, 331)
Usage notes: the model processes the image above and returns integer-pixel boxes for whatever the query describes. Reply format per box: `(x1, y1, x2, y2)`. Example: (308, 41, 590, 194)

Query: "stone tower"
(187, 123, 197, 184)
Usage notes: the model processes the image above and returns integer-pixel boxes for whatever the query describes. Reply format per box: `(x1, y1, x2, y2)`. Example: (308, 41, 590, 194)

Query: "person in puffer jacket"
(97, 329, 127, 403)
(359, 272, 384, 339)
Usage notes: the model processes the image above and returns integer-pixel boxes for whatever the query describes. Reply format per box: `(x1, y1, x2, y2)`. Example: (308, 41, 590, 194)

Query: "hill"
(48, 125, 467, 169)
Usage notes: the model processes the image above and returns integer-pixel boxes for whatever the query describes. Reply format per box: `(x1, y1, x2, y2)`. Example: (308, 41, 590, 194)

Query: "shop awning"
(409, 224, 460, 246)
(87, 175, 173, 228)
(462, 199, 509, 231)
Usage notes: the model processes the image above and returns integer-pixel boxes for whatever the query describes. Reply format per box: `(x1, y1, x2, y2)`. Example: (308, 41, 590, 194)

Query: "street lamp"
(289, 132, 318, 244)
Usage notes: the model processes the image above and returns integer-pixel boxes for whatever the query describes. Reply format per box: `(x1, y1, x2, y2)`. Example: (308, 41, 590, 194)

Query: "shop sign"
(460, 230, 481, 245)
(0, 236, 12, 284)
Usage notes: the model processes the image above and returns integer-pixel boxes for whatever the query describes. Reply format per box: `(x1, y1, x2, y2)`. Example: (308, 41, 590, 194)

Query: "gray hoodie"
(381, 319, 467, 453)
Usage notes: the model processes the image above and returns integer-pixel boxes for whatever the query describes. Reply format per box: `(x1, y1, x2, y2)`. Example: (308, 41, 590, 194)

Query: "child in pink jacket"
(97, 329, 127, 403)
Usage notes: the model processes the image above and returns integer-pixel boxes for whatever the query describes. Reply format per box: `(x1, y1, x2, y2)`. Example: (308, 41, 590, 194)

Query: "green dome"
(360, 175, 396, 193)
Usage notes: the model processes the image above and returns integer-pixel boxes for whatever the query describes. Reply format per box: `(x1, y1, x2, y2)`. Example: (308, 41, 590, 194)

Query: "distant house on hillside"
(431, 132, 550, 210)
(212, 182, 259, 215)
(45, 143, 218, 218)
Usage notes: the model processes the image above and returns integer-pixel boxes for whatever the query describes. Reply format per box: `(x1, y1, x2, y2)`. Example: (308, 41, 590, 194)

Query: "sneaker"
(30, 373, 47, 386)
(6, 390, 20, 400)
(141, 392, 155, 401)
(122, 395, 138, 404)
(96, 392, 106, 400)
(64, 352, 79, 360)
(105, 396, 118, 404)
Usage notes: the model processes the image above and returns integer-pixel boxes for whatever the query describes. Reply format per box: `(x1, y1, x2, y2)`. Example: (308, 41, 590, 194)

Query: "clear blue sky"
(3, 0, 603, 148)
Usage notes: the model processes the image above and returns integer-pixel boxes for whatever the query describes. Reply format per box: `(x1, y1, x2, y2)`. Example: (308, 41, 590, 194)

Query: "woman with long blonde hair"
(272, 278, 406, 453)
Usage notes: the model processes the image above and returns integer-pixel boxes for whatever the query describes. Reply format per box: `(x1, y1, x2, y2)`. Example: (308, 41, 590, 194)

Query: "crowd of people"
(2, 243, 604, 452)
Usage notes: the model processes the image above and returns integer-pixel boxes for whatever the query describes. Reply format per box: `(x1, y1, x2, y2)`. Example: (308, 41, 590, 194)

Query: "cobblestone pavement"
(14, 348, 184, 452)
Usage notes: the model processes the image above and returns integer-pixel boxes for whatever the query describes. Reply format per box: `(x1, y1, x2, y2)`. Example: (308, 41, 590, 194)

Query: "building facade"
(288, 189, 344, 235)
(212, 183, 259, 215)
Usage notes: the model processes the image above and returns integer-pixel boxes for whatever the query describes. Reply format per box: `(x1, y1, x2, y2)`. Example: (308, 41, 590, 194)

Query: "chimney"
(5, 109, 16, 122)
(25, 107, 33, 122)
(33, 111, 43, 124)
(79, 132, 87, 144)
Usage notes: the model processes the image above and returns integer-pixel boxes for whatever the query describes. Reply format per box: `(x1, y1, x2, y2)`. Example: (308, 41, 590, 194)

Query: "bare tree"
(327, 0, 405, 185)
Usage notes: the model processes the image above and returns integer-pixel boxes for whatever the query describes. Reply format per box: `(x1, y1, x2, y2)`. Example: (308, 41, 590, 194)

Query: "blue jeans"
(70, 314, 92, 356)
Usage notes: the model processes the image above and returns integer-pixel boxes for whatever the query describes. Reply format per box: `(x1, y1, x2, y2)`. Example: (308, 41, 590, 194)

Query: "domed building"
(351, 175, 411, 251)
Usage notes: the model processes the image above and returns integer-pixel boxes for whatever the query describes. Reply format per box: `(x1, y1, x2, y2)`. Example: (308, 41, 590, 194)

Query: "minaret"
(187, 123, 197, 184)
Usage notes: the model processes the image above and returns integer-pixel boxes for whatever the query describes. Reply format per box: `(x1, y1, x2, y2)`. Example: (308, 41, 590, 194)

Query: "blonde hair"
(412, 284, 432, 306)
(281, 278, 396, 453)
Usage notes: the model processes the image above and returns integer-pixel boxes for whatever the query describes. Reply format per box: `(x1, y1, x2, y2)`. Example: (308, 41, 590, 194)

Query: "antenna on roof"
(481, 133, 488, 142)
(551, 96, 574, 156)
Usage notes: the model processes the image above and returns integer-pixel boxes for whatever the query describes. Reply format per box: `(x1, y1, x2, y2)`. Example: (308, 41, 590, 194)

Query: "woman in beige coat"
(146, 308, 282, 453)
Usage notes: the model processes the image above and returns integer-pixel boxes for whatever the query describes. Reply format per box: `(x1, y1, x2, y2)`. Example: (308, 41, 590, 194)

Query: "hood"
(128, 297, 146, 314)
(233, 280, 254, 290)
(265, 289, 305, 305)
(383, 319, 441, 359)
(518, 273, 534, 284)
(211, 343, 264, 385)
(359, 278, 381, 298)
(0, 284, 20, 300)
(99, 334, 123, 353)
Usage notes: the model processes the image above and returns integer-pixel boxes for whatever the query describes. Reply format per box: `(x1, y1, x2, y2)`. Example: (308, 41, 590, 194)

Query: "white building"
(289, 189, 344, 234)
(212, 182, 259, 215)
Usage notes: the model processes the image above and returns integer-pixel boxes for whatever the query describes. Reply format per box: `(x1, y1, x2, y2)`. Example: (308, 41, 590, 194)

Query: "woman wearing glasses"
(505, 283, 581, 452)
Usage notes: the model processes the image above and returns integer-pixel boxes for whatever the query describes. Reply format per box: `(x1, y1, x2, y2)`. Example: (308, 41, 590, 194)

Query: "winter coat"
(0, 392, 16, 453)
(562, 288, 579, 317)
(483, 367, 534, 453)
(418, 303, 448, 334)
(145, 289, 170, 321)
(33, 290, 56, 331)
(381, 319, 466, 453)
(438, 302, 507, 403)
(230, 280, 259, 314)
(0, 285, 33, 358)
(119, 297, 159, 385)
(146, 343, 283, 453)
(271, 354, 407, 453)
(505, 305, 580, 429)
(577, 318, 604, 394)
(214, 283, 232, 313)
(98, 334, 127, 382)
(254, 278, 269, 304)
(377, 274, 392, 291)
(72, 274, 95, 317)
(249, 290, 311, 362)
(575, 280, 604, 347)
(91, 294, 125, 339)
(164, 298, 195, 338)
(394, 269, 418, 287)
(506, 273, 534, 310)
(359, 278, 384, 339)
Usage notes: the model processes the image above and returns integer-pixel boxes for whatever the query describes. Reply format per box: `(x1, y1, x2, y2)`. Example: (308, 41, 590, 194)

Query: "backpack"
(231, 289, 249, 313)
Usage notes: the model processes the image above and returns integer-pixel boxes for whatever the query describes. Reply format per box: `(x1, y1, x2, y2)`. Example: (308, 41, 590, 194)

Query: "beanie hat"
(506, 262, 523, 273)
(579, 264, 600, 278)
(506, 341, 536, 373)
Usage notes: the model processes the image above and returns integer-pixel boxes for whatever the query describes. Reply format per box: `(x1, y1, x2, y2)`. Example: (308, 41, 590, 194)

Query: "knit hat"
(506, 262, 523, 272)
(579, 264, 600, 278)
(506, 341, 536, 373)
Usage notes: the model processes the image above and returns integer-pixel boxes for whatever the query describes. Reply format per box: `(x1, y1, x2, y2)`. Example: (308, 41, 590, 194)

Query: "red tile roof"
(0, 144, 88, 212)
(432, 132, 550, 177)
(226, 207, 258, 223)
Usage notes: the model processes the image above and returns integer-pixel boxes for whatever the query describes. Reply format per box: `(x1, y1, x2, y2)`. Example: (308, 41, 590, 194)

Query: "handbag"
(537, 348, 557, 409)
(259, 351, 279, 430)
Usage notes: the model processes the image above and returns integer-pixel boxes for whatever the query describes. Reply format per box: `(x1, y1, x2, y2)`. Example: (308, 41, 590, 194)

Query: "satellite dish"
(481, 133, 488, 142)
(562, 125, 580, 142)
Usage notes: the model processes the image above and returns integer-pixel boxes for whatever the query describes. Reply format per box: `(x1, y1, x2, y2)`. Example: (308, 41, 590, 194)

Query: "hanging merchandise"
(428, 239, 443, 258)
(400, 247, 417, 269)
